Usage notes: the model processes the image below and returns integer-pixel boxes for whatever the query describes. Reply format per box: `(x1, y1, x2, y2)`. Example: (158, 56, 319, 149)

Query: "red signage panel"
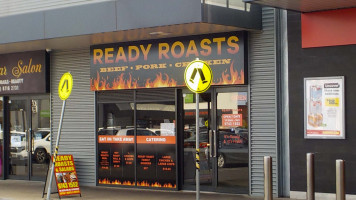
(54, 155, 81, 197)
(302, 8, 356, 48)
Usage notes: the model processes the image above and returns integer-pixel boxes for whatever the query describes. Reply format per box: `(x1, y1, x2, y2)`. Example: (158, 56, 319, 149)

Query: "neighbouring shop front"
(0, 51, 50, 181)
(91, 31, 250, 193)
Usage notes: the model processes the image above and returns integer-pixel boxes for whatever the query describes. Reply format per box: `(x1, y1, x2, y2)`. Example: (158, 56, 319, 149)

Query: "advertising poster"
(54, 155, 81, 196)
(304, 76, 345, 139)
(90, 32, 245, 90)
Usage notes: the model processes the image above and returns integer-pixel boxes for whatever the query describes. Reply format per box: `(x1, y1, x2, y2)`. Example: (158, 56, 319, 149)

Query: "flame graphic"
(137, 181, 176, 188)
(91, 72, 139, 91)
(91, 72, 177, 91)
(145, 73, 177, 88)
(99, 179, 175, 188)
(215, 61, 244, 85)
(98, 178, 134, 186)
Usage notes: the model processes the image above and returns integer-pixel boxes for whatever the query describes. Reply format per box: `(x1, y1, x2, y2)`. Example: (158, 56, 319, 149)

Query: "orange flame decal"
(99, 179, 176, 188)
(215, 61, 244, 85)
(99, 178, 135, 186)
(91, 72, 177, 91)
(145, 73, 177, 88)
(137, 181, 176, 188)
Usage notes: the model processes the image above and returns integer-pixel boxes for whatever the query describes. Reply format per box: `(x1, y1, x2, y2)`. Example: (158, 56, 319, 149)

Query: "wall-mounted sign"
(0, 51, 48, 95)
(304, 76, 345, 139)
(54, 155, 81, 197)
(90, 32, 245, 90)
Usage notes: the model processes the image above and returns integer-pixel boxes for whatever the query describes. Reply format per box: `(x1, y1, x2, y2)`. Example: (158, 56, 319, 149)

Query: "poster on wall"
(304, 76, 345, 139)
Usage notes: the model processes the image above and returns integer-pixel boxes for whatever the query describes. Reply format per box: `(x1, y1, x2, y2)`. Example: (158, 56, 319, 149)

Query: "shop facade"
(0, 51, 50, 181)
(0, 1, 284, 197)
(287, 9, 356, 199)
(246, 0, 356, 198)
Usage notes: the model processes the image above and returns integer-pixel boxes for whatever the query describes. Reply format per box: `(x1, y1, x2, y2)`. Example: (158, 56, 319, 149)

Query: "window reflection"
(97, 103, 135, 185)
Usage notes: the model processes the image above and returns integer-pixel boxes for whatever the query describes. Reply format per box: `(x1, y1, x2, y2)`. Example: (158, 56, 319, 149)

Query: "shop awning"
(244, 0, 356, 12)
(0, 0, 261, 54)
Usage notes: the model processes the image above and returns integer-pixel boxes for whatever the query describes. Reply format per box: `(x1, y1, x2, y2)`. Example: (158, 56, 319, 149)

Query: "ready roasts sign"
(0, 50, 48, 95)
(90, 32, 245, 91)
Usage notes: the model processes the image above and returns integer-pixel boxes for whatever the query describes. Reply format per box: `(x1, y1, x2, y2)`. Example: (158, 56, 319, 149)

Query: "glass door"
(30, 98, 50, 180)
(9, 99, 29, 179)
(8, 96, 50, 180)
(182, 87, 249, 193)
(183, 91, 214, 189)
(216, 89, 249, 193)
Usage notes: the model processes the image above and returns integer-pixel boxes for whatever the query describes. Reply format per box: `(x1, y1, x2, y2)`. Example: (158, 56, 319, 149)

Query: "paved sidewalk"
(0, 180, 297, 200)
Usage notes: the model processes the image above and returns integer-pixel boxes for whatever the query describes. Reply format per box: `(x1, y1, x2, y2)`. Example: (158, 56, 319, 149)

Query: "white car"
(33, 130, 51, 164)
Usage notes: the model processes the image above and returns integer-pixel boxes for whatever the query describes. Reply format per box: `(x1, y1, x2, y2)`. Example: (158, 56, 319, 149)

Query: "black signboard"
(0, 51, 49, 95)
(90, 32, 245, 90)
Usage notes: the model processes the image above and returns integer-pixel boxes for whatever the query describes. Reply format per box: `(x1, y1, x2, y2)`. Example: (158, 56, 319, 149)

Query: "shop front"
(0, 51, 50, 181)
(91, 31, 249, 193)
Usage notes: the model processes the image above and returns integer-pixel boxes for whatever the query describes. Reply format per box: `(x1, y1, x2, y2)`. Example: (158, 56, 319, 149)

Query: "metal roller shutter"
(50, 49, 96, 186)
(249, 7, 278, 196)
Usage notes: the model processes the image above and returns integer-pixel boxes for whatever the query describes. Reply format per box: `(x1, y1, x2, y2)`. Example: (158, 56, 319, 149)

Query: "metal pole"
(46, 100, 66, 200)
(196, 92, 200, 200)
(264, 156, 273, 200)
(306, 153, 315, 200)
(336, 159, 345, 200)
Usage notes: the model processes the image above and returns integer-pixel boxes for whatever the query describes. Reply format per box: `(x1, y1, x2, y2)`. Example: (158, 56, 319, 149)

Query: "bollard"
(306, 153, 315, 200)
(336, 159, 345, 200)
(264, 156, 273, 200)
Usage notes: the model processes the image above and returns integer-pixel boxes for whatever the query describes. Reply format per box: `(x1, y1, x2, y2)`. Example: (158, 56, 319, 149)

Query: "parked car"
(183, 128, 248, 168)
(33, 129, 51, 164)
(116, 128, 159, 136)
(10, 131, 27, 161)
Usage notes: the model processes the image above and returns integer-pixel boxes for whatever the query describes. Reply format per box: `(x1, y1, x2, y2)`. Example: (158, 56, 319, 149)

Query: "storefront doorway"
(182, 87, 249, 193)
(7, 95, 50, 181)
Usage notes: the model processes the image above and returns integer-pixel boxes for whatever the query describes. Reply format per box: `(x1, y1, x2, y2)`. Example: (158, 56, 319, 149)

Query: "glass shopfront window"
(97, 89, 177, 188)
(136, 102, 176, 188)
(97, 102, 135, 185)
(0, 97, 3, 178)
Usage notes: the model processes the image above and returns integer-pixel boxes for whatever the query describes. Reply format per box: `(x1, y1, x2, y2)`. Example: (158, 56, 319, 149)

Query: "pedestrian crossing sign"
(184, 59, 212, 93)
(58, 72, 73, 100)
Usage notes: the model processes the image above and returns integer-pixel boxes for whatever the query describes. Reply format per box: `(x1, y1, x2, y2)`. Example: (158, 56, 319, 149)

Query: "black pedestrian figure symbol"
(189, 68, 207, 84)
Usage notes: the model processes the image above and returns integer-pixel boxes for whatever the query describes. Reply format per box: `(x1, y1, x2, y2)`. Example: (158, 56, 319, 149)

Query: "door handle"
(213, 130, 217, 158)
(26, 128, 32, 152)
(209, 130, 213, 158)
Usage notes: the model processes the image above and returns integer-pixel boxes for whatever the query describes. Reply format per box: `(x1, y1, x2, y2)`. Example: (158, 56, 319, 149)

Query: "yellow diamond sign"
(58, 72, 73, 100)
(184, 59, 212, 93)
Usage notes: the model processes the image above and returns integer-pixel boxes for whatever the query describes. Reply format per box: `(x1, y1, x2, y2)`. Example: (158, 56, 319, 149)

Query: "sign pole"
(46, 100, 66, 200)
(196, 92, 200, 200)
(46, 72, 73, 200)
(184, 59, 212, 200)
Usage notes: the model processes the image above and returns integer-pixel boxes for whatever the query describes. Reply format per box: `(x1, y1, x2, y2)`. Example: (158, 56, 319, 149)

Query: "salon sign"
(0, 50, 48, 95)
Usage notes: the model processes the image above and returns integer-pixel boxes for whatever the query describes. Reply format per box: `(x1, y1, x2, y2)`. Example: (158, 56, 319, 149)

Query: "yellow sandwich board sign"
(184, 59, 212, 93)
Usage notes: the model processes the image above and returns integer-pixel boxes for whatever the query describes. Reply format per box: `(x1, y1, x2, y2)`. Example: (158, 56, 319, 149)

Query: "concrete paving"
(0, 180, 298, 200)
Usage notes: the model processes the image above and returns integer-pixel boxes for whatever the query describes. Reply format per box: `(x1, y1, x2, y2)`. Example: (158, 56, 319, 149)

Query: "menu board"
(304, 76, 345, 139)
(54, 155, 81, 197)
(136, 136, 176, 188)
(98, 135, 176, 188)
